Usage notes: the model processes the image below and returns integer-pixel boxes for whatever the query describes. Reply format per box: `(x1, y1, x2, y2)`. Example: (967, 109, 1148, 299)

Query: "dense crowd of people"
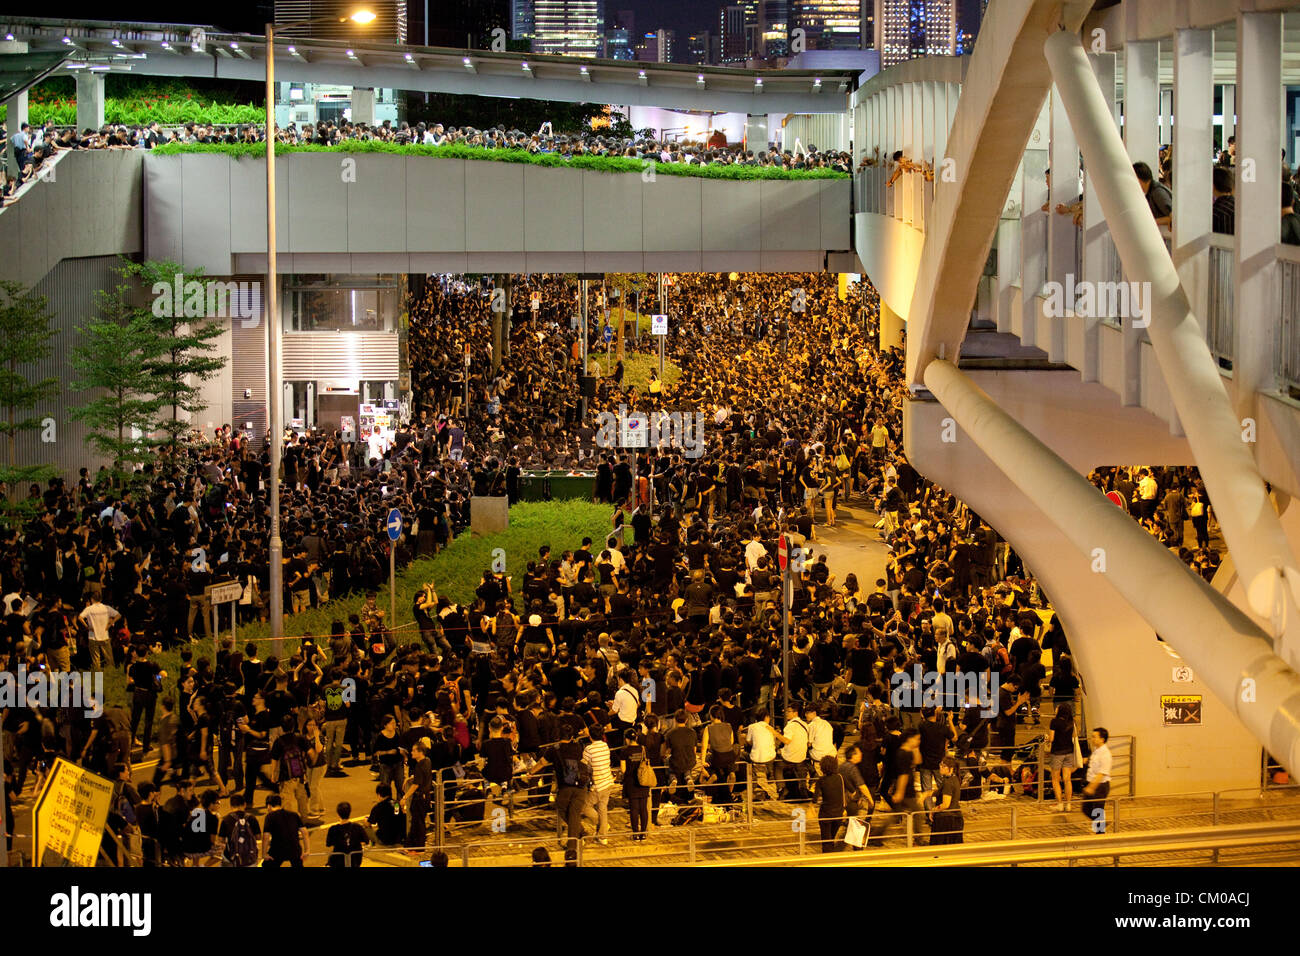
(1, 114, 850, 206)
(2, 263, 1232, 866)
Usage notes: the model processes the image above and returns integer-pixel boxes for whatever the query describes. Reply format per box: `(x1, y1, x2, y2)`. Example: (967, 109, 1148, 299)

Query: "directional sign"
(206, 580, 243, 605)
(651, 313, 668, 336)
(603, 325, 613, 343)
(33, 758, 114, 867)
(778, 534, 788, 571)
(387, 508, 403, 541)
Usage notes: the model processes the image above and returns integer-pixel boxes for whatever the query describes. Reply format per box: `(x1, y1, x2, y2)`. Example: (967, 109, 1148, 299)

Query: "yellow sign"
(33, 757, 115, 867)
(1161, 694, 1203, 726)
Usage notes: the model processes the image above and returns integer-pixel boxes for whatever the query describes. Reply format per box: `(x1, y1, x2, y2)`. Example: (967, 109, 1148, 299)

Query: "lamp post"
(265, 9, 374, 658)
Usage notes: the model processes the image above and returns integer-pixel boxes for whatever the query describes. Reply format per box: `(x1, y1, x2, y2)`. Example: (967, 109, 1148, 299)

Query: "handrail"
(698, 819, 1300, 867)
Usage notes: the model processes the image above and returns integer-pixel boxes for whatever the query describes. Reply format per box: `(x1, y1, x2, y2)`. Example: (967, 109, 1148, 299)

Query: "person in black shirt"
(325, 801, 371, 867)
(928, 756, 964, 845)
(260, 794, 307, 867)
(125, 643, 164, 754)
(367, 783, 407, 846)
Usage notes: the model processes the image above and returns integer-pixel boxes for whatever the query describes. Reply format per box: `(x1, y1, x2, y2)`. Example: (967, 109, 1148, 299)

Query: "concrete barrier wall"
(0, 149, 144, 288)
(143, 153, 852, 275)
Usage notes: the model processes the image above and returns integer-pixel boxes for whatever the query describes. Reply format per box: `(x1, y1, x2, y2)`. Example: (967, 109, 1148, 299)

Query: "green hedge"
(151, 141, 849, 181)
(1, 98, 264, 128)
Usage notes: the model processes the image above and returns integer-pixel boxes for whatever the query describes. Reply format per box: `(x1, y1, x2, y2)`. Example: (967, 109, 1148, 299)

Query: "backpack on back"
(559, 742, 592, 789)
(225, 816, 257, 867)
(281, 736, 308, 781)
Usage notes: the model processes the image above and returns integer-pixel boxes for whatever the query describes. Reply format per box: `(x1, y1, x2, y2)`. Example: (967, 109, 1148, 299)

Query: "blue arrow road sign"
(603, 325, 613, 342)
(387, 508, 402, 541)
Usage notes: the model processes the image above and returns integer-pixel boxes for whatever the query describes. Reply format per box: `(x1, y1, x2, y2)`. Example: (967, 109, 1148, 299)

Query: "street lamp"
(265, 8, 373, 658)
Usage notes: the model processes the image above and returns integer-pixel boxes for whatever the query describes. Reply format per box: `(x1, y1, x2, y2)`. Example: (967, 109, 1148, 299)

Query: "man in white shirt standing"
(581, 725, 616, 845)
(771, 704, 811, 800)
(804, 702, 835, 768)
(743, 708, 779, 800)
(1081, 727, 1112, 833)
(79, 591, 122, 673)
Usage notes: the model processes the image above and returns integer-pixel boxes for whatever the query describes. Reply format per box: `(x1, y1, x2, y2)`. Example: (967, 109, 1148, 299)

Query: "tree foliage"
(0, 280, 59, 518)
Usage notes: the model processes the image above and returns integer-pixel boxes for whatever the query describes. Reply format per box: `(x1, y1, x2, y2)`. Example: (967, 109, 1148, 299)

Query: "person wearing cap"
(518, 612, 554, 661)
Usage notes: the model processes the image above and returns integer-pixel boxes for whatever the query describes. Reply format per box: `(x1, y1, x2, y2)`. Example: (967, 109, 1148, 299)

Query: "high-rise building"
(875, 0, 955, 68)
(274, 0, 408, 43)
(953, 0, 983, 55)
(791, 0, 863, 50)
(512, 0, 534, 41)
(719, 5, 747, 63)
(531, 0, 605, 56)
(604, 27, 634, 58)
(686, 31, 714, 66)
(761, 1, 790, 57)
(635, 29, 675, 63)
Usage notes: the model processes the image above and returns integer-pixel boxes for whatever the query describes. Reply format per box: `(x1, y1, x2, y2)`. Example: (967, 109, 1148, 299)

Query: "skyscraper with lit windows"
(531, 0, 604, 56)
(791, 0, 864, 50)
(874, 0, 955, 68)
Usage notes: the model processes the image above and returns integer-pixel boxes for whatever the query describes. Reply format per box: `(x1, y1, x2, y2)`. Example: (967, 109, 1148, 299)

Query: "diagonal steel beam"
(923, 358, 1300, 781)
(1043, 28, 1300, 663)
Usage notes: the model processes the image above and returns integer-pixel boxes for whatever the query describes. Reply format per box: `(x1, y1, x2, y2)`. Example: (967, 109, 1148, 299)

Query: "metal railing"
(447, 782, 1300, 865)
(1206, 234, 1235, 367)
(710, 819, 1300, 867)
(1277, 243, 1300, 395)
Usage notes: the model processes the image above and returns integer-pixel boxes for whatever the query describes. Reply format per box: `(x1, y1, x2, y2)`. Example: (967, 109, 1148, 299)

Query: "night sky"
(36, 1, 717, 46)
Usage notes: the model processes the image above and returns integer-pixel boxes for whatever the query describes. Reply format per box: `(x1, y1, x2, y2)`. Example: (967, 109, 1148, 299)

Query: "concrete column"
(1221, 83, 1235, 144)
(1019, 100, 1050, 349)
(1046, 84, 1080, 364)
(1158, 85, 1173, 148)
(920, 81, 936, 231)
(75, 72, 105, 132)
(2, 90, 28, 130)
(880, 300, 904, 352)
(1123, 40, 1159, 169)
(1172, 29, 1214, 335)
(1045, 27, 1300, 657)
(745, 113, 768, 153)
(1234, 13, 1283, 425)
(1081, 52, 1118, 383)
(350, 87, 376, 126)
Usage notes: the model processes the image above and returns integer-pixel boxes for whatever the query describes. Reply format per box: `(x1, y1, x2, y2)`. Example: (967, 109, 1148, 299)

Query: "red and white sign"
(1106, 490, 1127, 510)
(778, 534, 788, 571)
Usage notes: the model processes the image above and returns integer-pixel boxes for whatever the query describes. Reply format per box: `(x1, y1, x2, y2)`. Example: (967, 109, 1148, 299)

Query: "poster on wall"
(1161, 694, 1202, 726)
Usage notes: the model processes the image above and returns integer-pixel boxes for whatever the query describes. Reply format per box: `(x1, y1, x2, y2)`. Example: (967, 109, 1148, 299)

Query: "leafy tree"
(124, 259, 227, 452)
(69, 278, 168, 486)
(0, 280, 59, 517)
(606, 274, 655, 361)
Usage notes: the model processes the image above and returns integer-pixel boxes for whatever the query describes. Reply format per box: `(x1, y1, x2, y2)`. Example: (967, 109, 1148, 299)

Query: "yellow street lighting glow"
(349, 10, 377, 24)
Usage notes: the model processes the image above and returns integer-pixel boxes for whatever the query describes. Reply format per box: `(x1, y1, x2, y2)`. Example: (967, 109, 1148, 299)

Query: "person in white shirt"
(581, 727, 616, 844)
(771, 705, 811, 800)
(744, 709, 779, 800)
(744, 536, 767, 572)
(79, 593, 122, 672)
(804, 703, 835, 765)
(1081, 727, 1113, 832)
(608, 669, 640, 733)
